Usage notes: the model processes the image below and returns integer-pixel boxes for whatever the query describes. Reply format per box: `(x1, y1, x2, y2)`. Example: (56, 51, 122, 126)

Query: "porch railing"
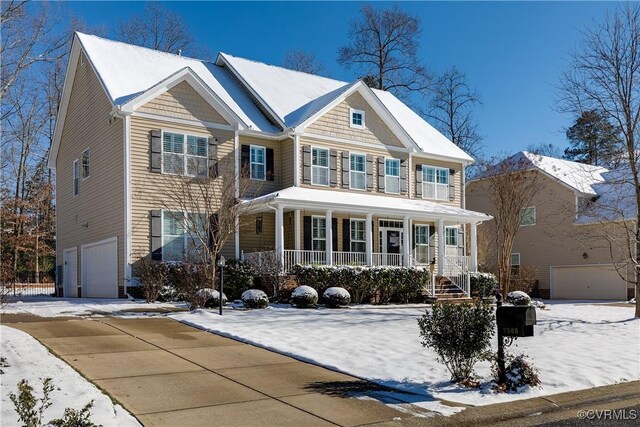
(443, 255, 471, 295)
(371, 252, 403, 266)
(332, 251, 367, 266)
(284, 249, 326, 272)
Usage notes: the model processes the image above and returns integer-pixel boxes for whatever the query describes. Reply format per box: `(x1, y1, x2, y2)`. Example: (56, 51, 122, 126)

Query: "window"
(423, 166, 449, 200)
(81, 148, 90, 180)
(520, 206, 536, 226)
(350, 108, 365, 129)
(350, 219, 366, 252)
(162, 131, 208, 177)
(312, 147, 329, 186)
(312, 216, 326, 251)
(414, 225, 430, 264)
(385, 158, 400, 194)
(162, 211, 206, 262)
(72, 160, 79, 197)
(349, 153, 366, 190)
(511, 253, 520, 275)
(250, 145, 266, 180)
(445, 226, 458, 246)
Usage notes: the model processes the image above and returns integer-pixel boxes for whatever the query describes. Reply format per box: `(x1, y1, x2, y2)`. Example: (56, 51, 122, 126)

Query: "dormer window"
(350, 108, 365, 129)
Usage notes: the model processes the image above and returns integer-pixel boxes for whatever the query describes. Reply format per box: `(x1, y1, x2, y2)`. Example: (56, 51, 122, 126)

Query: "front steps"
(434, 276, 472, 303)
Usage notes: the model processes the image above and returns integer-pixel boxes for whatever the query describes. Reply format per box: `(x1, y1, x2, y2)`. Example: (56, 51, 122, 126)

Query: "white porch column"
(294, 209, 301, 264)
(365, 213, 373, 265)
(403, 216, 411, 267)
(470, 222, 478, 273)
(437, 219, 445, 276)
(275, 205, 285, 271)
(325, 210, 333, 265)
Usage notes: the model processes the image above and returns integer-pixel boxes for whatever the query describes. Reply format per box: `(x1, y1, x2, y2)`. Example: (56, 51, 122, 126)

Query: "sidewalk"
(3, 315, 424, 427)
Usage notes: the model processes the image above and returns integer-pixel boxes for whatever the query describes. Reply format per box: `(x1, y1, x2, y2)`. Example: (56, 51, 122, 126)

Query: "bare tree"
(337, 4, 430, 99)
(526, 143, 563, 158)
(427, 66, 483, 158)
(477, 155, 544, 298)
(557, 4, 640, 316)
(118, 1, 195, 55)
(283, 49, 326, 75)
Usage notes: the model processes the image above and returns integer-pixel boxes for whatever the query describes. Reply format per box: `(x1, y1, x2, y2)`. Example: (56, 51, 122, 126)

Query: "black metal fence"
(2, 272, 56, 297)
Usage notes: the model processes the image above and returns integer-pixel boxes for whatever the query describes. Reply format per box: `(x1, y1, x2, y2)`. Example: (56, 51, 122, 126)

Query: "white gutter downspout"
(461, 164, 466, 210)
(123, 114, 132, 296)
(293, 134, 300, 186)
(234, 129, 240, 258)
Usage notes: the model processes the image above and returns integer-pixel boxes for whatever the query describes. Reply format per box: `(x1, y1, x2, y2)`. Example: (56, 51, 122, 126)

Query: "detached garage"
(82, 237, 118, 298)
(550, 264, 628, 300)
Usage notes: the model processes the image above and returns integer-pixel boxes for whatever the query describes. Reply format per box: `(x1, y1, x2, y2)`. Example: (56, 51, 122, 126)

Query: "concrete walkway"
(3, 315, 424, 427)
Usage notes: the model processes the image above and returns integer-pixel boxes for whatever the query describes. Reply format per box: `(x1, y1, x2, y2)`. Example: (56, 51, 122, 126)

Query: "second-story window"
(81, 148, 90, 179)
(312, 147, 329, 186)
(423, 166, 449, 200)
(520, 206, 536, 226)
(350, 153, 366, 190)
(350, 108, 365, 129)
(385, 158, 400, 194)
(162, 131, 208, 177)
(72, 159, 79, 197)
(250, 145, 266, 180)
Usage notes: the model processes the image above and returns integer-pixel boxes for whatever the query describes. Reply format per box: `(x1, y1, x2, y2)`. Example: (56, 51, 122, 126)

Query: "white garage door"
(551, 265, 627, 300)
(82, 237, 118, 298)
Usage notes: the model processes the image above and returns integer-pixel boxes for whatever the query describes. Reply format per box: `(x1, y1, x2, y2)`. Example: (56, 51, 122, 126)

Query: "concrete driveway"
(3, 315, 424, 427)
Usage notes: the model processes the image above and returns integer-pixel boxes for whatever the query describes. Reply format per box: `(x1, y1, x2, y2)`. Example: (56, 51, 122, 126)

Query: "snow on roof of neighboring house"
(576, 167, 637, 224)
(76, 32, 279, 133)
(245, 187, 492, 222)
(511, 151, 608, 194)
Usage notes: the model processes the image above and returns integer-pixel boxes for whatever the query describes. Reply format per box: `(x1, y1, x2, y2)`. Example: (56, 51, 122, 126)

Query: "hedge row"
(290, 264, 430, 304)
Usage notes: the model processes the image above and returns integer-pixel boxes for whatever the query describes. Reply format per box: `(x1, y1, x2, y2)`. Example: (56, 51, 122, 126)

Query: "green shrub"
(507, 290, 531, 306)
(134, 257, 169, 302)
(291, 286, 318, 308)
(418, 302, 495, 384)
(166, 262, 210, 310)
(470, 272, 497, 298)
(241, 289, 269, 308)
(224, 260, 255, 301)
(323, 287, 351, 308)
(50, 402, 98, 427)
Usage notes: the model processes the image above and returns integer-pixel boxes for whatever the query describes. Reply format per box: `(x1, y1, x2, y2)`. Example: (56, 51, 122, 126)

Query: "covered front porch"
(240, 187, 491, 295)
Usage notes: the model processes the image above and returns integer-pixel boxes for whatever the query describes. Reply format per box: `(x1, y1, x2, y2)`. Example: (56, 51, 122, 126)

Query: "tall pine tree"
(564, 110, 621, 168)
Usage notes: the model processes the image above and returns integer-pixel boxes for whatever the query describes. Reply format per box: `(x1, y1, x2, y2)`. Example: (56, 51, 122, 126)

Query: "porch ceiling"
(242, 187, 492, 224)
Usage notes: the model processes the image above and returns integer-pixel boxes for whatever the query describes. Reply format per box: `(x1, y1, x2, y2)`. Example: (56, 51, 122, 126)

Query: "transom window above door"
(423, 166, 449, 200)
(350, 153, 366, 190)
(312, 147, 329, 186)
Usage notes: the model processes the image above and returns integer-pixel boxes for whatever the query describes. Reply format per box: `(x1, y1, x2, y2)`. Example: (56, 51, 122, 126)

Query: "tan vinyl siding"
(239, 135, 282, 196)
(306, 92, 404, 148)
(280, 138, 295, 188)
(129, 116, 236, 262)
(138, 81, 229, 124)
(412, 156, 463, 208)
(298, 135, 409, 198)
(239, 213, 275, 254)
(466, 172, 633, 295)
(56, 57, 125, 293)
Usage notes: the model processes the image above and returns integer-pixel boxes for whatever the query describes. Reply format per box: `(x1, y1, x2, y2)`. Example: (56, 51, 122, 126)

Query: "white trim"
(123, 115, 131, 292)
(461, 164, 466, 209)
(303, 132, 410, 153)
(348, 151, 367, 191)
(384, 157, 401, 195)
(62, 247, 78, 297)
(349, 218, 367, 252)
(234, 130, 240, 198)
(80, 236, 118, 298)
(311, 146, 330, 187)
(72, 159, 79, 197)
(293, 134, 300, 186)
(131, 111, 234, 131)
(161, 129, 209, 177)
(311, 215, 328, 252)
(444, 225, 459, 247)
(511, 252, 521, 267)
(349, 108, 365, 129)
(81, 147, 91, 180)
(249, 144, 267, 181)
(421, 164, 450, 201)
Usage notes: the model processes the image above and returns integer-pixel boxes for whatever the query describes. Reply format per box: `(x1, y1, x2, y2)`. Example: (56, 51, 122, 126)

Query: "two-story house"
(467, 151, 636, 300)
(49, 33, 491, 299)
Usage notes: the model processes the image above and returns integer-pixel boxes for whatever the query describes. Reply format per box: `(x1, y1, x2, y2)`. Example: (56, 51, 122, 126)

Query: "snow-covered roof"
(245, 187, 492, 223)
(576, 167, 637, 224)
(76, 33, 279, 133)
(510, 151, 607, 194)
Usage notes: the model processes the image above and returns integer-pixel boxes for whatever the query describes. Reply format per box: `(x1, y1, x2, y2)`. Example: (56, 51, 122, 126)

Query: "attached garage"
(82, 237, 118, 298)
(550, 264, 628, 300)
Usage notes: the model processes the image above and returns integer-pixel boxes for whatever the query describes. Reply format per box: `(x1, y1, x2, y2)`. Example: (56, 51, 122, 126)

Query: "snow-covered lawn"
(171, 302, 640, 411)
(0, 325, 139, 426)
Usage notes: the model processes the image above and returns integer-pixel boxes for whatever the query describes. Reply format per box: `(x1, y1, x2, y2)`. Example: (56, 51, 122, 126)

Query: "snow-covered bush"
(470, 272, 497, 298)
(418, 302, 495, 385)
(323, 287, 350, 308)
(530, 299, 546, 309)
(241, 289, 269, 309)
(507, 290, 531, 306)
(492, 354, 542, 392)
(197, 288, 227, 308)
(291, 285, 318, 308)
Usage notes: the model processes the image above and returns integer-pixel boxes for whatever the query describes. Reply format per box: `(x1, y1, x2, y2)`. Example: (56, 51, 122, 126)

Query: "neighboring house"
(467, 151, 637, 300)
(50, 33, 491, 299)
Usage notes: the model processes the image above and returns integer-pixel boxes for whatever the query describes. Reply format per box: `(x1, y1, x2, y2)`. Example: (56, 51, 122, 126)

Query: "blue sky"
(66, 1, 618, 157)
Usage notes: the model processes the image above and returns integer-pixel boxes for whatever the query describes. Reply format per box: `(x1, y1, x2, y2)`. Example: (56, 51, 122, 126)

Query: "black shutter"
(208, 138, 218, 178)
(151, 210, 162, 260)
(400, 159, 407, 195)
(303, 216, 312, 250)
(342, 151, 350, 188)
(377, 157, 385, 192)
(342, 218, 351, 252)
(416, 165, 423, 197)
(266, 148, 275, 181)
(332, 218, 338, 250)
(449, 169, 456, 201)
(240, 145, 250, 177)
(303, 145, 312, 184)
(366, 155, 373, 191)
(412, 225, 416, 250)
(150, 130, 162, 173)
(329, 149, 338, 187)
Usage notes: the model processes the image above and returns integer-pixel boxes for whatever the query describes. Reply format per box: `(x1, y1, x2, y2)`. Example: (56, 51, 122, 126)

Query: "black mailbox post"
(496, 306, 536, 337)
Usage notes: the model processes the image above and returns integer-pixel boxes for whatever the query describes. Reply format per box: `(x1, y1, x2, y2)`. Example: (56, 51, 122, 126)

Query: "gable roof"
(576, 167, 637, 224)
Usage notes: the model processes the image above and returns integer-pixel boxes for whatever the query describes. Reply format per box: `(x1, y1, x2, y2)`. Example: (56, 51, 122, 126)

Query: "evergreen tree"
(563, 110, 621, 168)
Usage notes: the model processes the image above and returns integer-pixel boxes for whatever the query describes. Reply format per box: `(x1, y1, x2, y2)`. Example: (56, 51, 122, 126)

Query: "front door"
(380, 227, 403, 265)
(63, 247, 78, 298)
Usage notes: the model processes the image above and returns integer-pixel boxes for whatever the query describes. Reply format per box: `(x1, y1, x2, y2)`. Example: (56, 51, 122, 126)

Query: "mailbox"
(496, 305, 536, 337)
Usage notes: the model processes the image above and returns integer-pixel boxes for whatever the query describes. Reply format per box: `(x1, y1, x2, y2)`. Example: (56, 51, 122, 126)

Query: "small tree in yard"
(418, 302, 495, 385)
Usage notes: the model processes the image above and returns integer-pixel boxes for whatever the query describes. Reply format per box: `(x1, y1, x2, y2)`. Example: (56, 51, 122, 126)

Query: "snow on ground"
(1, 296, 187, 317)
(0, 325, 139, 426)
(171, 301, 640, 411)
